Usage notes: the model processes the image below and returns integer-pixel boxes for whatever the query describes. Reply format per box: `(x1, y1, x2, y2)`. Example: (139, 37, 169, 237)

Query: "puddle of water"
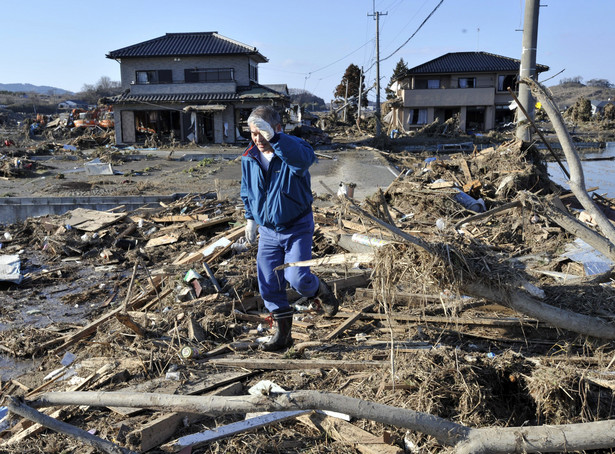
(0, 355, 43, 381)
(548, 142, 615, 197)
(311, 149, 397, 199)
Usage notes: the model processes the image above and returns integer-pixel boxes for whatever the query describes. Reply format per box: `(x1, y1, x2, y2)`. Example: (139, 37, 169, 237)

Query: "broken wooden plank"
(62, 208, 126, 232)
(151, 214, 210, 223)
(354, 288, 476, 305)
(332, 310, 546, 328)
(274, 252, 374, 271)
(208, 358, 387, 371)
(173, 224, 245, 265)
(299, 412, 403, 454)
(458, 158, 473, 183)
(144, 234, 179, 248)
(115, 312, 146, 336)
(187, 216, 233, 231)
(135, 379, 246, 452)
(187, 317, 207, 342)
(428, 180, 455, 189)
(163, 410, 310, 451)
(324, 302, 374, 341)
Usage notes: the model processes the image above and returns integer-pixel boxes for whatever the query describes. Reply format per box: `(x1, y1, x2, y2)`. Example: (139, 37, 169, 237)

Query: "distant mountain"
(0, 83, 73, 95)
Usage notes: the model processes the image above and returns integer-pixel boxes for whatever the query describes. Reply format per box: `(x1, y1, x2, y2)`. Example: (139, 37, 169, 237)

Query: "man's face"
(250, 125, 273, 153)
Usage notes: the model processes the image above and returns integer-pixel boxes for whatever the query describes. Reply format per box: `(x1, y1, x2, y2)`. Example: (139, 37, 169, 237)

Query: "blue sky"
(1, 0, 613, 101)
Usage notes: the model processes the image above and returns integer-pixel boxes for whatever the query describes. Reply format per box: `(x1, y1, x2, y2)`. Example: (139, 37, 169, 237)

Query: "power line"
(305, 39, 374, 76)
(378, 0, 445, 66)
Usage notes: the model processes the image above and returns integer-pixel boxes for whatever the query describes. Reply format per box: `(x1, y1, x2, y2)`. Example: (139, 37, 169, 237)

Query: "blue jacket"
(241, 132, 316, 231)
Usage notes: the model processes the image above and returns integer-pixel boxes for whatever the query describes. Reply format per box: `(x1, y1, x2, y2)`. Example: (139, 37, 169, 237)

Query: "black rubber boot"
(316, 279, 339, 317)
(260, 309, 294, 352)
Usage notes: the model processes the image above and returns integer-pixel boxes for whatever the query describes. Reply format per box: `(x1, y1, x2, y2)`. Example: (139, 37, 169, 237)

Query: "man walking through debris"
(240, 105, 338, 351)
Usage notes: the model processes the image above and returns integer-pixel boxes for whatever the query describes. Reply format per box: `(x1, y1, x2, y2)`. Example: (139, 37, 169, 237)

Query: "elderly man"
(240, 105, 338, 351)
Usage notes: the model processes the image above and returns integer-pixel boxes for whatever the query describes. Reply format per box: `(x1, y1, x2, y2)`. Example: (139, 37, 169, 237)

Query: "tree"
(587, 78, 612, 88)
(385, 58, 408, 100)
(559, 76, 584, 87)
(79, 76, 122, 104)
(334, 64, 367, 106)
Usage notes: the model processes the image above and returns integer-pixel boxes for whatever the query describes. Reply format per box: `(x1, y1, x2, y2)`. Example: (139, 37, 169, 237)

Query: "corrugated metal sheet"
(406, 52, 549, 74)
(107, 32, 267, 62)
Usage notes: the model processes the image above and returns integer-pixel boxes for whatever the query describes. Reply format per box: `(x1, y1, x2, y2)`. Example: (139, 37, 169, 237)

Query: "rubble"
(1, 105, 615, 453)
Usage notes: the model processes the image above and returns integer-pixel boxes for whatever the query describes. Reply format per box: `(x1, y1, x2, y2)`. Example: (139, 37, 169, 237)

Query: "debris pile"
(1, 132, 615, 453)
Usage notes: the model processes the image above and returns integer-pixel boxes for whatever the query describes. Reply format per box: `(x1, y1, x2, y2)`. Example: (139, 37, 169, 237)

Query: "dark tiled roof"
(107, 32, 267, 62)
(109, 92, 240, 104)
(405, 51, 549, 75)
(107, 84, 287, 105)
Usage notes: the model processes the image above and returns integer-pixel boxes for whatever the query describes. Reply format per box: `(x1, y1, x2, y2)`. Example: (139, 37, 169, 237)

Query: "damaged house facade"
(389, 51, 549, 133)
(105, 32, 289, 145)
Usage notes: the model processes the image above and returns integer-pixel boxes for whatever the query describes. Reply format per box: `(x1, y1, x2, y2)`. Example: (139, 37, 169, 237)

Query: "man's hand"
(250, 118, 275, 142)
(246, 219, 258, 244)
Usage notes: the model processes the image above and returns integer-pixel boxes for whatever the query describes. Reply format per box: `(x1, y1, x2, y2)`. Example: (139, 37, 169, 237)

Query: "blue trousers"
(257, 212, 320, 312)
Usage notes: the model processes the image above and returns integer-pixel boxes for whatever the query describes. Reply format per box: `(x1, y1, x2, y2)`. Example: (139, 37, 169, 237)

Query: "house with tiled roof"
(388, 51, 549, 133)
(105, 32, 289, 145)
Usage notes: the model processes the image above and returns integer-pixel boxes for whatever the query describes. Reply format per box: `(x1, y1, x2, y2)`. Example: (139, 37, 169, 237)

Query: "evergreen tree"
(385, 58, 408, 100)
(334, 64, 367, 106)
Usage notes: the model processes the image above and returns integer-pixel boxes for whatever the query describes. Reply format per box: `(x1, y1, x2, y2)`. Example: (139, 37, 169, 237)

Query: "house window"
(249, 63, 258, 83)
(408, 108, 428, 125)
(427, 79, 440, 89)
(458, 78, 476, 88)
(135, 70, 173, 84)
(498, 74, 517, 92)
(184, 68, 234, 83)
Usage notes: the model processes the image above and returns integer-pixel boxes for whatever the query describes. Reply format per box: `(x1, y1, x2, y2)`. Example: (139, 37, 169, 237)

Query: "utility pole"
(368, 1, 387, 137)
(344, 79, 349, 123)
(515, 0, 540, 142)
(357, 66, 363, 128)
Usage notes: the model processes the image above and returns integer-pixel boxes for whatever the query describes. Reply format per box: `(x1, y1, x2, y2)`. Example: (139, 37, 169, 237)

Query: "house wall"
(397, 71, 517, 132)
(117, 55, 258, 92)
(402, 87, 495, 108)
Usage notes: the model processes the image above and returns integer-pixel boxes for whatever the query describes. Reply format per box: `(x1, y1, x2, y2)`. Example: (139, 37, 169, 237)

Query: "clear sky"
(1, 0, 613, 102)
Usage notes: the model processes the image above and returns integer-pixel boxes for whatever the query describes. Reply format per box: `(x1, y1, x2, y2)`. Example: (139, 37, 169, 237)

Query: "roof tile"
(107, 32, 267, 62)
(405, 51, 549, 74)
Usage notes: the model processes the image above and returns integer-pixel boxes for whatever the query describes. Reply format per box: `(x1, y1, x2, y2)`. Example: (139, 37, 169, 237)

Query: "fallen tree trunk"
(461, 281, 615, 339)
(523, 76, 615, 245)
(455, 419, 615, 454)
(29, 390, 615, 453)
(32, 390, 468, 446)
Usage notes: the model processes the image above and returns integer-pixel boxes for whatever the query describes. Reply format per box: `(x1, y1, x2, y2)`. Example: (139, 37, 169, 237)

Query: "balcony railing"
(402, 87, 495, 107)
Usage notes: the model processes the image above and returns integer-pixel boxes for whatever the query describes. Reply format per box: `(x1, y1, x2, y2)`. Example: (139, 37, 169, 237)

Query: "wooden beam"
(207, 358, 387, 371)
(332, 310, 545, 328)
(299, 412, 403, 454)
(324, 302, 374, 341)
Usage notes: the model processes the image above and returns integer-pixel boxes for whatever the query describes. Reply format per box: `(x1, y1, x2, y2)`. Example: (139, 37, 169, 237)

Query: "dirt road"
(1, 144, 397, 202)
